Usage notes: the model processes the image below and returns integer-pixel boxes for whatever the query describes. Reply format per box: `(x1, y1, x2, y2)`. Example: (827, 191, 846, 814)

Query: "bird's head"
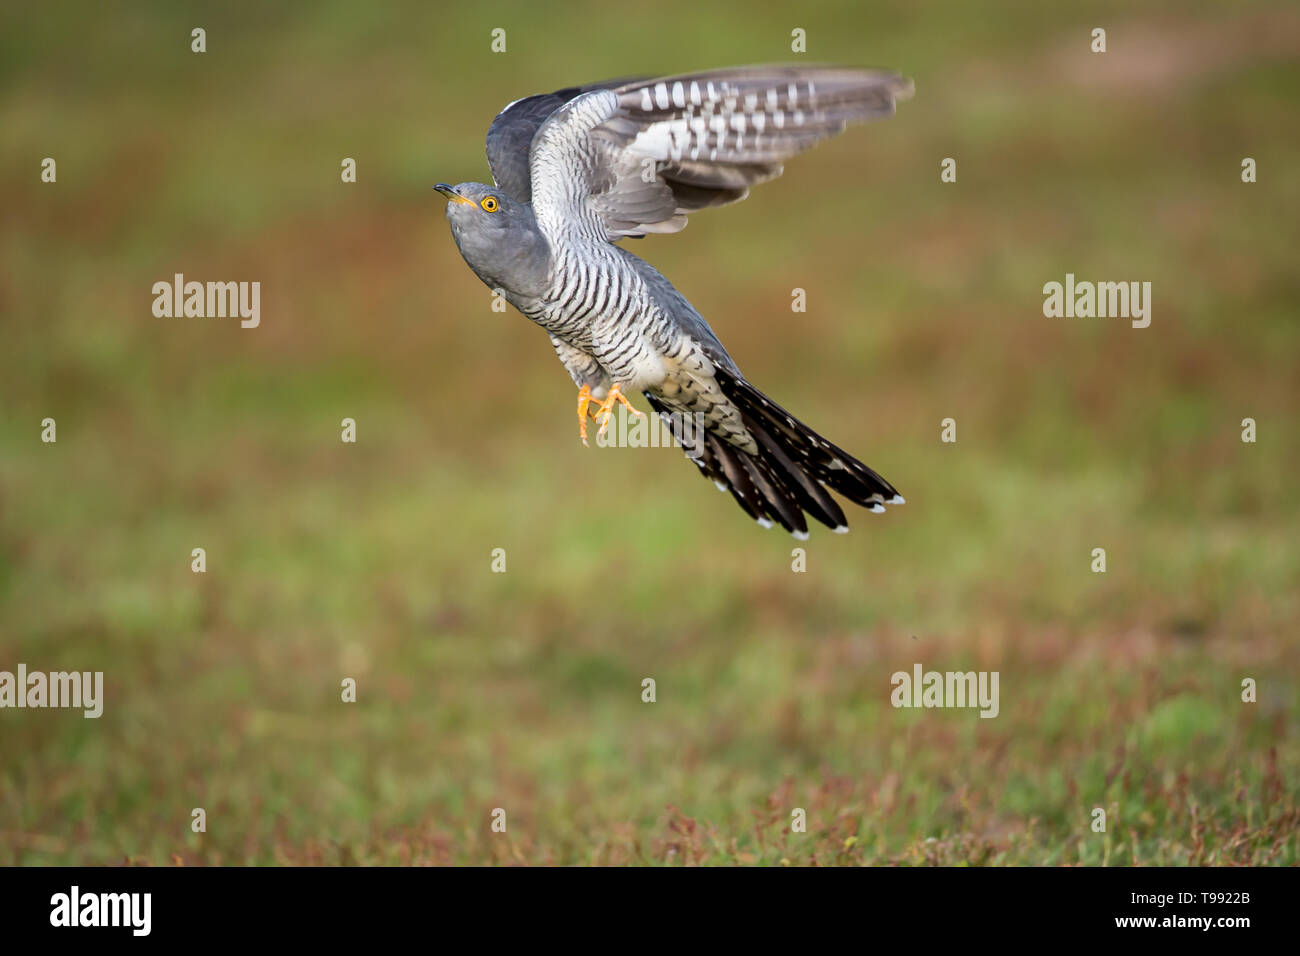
(434, 182, 548, 297)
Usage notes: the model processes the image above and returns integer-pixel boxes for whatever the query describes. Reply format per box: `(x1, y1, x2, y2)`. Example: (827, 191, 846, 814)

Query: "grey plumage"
(436, 66, 911, 535)
(486, 77, 641, 203)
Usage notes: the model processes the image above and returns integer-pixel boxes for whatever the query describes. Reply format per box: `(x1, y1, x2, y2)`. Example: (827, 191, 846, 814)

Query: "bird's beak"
(434, 183, 476, 207)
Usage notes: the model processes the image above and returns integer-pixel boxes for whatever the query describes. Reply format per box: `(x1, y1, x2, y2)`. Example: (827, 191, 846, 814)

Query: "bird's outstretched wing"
(485, 78, 642, 203)
(529, 66, 913, 241)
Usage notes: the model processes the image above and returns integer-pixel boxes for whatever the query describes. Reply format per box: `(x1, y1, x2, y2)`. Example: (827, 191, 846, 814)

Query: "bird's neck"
(463, 207, 552, 301)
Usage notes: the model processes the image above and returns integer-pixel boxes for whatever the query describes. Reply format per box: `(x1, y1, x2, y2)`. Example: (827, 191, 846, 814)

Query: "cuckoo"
(435, 66, 911, 537)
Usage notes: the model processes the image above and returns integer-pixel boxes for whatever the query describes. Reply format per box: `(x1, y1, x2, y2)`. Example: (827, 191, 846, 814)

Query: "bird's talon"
(576, 383, 642, 443)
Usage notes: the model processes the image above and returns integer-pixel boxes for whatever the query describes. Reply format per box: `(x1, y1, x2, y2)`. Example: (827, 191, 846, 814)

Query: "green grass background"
(1, 0, 1297, 864)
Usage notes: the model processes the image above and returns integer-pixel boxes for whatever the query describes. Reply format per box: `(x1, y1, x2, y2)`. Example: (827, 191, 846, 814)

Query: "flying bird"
(436, 66, 910, 537)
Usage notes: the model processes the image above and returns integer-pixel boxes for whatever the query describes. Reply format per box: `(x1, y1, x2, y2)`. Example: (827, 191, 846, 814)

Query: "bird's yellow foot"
(595, 383, 644, 441)
(577, 384, 644, 446)
(577, 384, 598, 445)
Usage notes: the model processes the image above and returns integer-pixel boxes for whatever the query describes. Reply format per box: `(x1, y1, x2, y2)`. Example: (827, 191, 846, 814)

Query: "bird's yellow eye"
(481, 196, 499, 212)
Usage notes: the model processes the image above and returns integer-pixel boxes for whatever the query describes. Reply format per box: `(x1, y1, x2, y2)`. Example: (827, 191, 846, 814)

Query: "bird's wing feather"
(529, 66, 912, 241)
(485, 78, 644, 203)
(627, 251, 741, 377)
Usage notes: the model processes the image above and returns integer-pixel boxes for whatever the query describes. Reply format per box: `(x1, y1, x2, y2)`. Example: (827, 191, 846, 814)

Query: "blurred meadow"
(1, 1, 1298, 864)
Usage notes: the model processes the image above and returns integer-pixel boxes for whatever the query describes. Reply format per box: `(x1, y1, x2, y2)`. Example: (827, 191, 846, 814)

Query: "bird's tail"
(645, 366, 903, 537)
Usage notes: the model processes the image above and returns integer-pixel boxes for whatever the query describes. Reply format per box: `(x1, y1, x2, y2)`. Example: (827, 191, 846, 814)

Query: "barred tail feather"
(645, 370, 903, 535)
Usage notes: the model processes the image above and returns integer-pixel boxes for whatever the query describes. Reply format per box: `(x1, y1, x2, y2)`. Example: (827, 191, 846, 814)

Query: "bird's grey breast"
(448, 209, 552, 304)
